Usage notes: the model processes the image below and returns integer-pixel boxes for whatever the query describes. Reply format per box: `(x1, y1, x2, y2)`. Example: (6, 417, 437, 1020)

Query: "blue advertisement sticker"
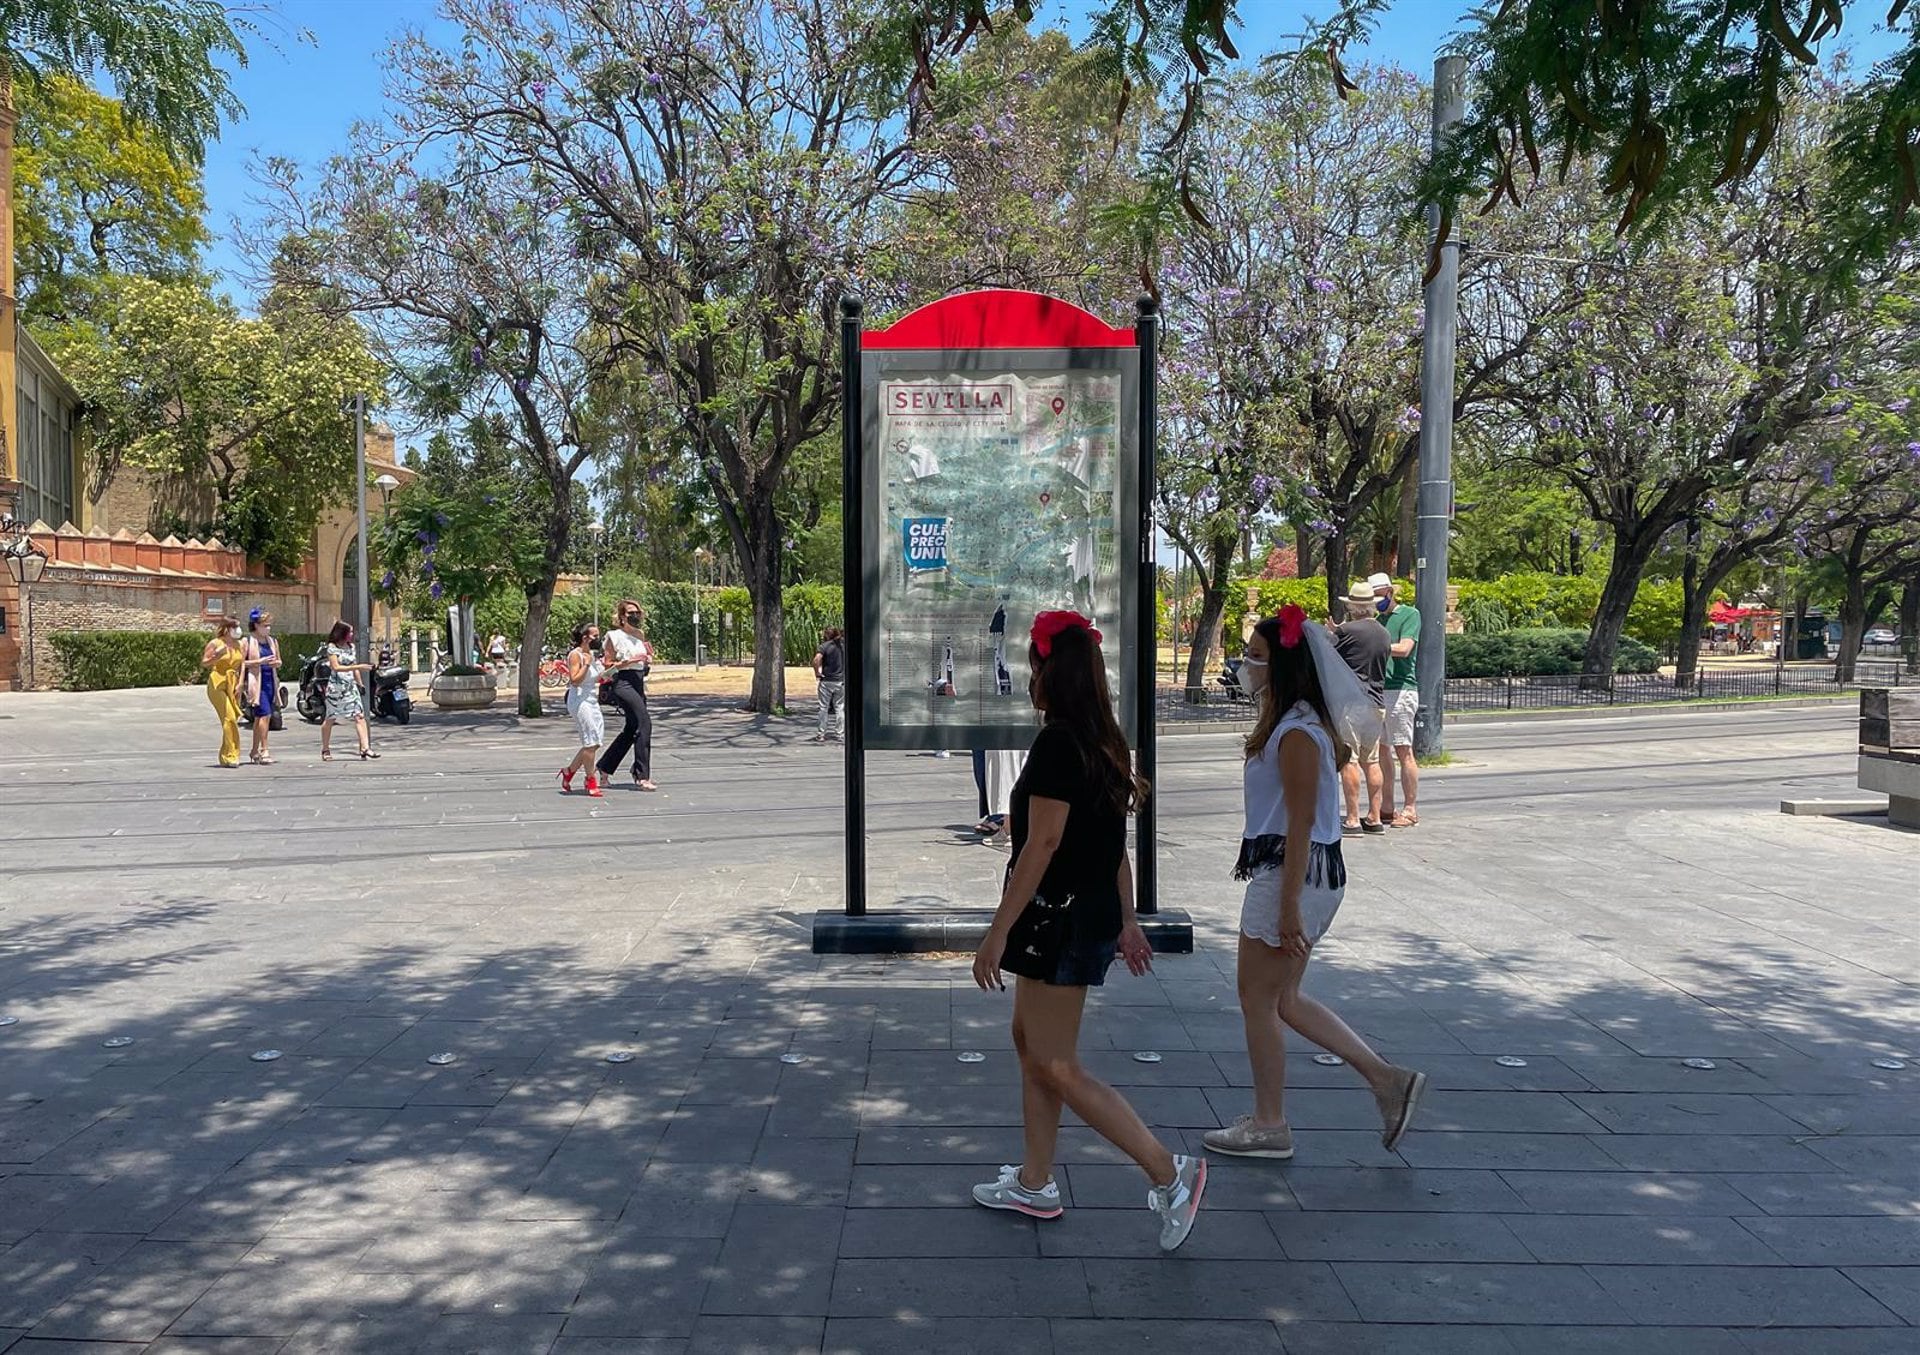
(903, 517, 949, 572)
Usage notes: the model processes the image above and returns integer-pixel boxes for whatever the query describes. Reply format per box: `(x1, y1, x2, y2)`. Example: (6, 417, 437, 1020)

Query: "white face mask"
(1240, 654, 1269, 693)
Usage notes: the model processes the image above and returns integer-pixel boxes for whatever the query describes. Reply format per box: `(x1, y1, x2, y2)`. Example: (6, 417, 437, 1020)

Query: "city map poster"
(869, 365, 1128, 745)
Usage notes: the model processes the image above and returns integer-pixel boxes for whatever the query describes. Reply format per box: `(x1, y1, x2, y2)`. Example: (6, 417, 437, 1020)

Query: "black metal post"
(840, 296, 866, 918)
(1135, 297, 1159, 917)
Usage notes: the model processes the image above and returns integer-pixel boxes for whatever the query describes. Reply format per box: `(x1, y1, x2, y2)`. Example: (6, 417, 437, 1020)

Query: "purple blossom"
(530, 80, 548, 100)
(380, 569, 396, 590)
(1250, 473, 1275, 505)
(469, 346, 484, 365)
(1889, 398, 1911, 413)
(1761, 508, 1776, 523)
(415, 529, 432, 545)
(421, 561, 435, 577)
(1307, 518, 1334, 535)
(1602, 414, 1615, 431)
(513, 377, 530, 395)
(1653, 320, 1666, 338)
(434, 512, 450, 530)
(1310, 278, 1336, 294)
(1826, 372, 1842, 389)
(1818, 462, 1835, 486)
(429, 581, 444, 600)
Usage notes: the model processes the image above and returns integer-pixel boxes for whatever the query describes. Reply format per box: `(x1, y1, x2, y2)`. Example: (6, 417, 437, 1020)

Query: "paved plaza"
(1, 688, 1915, 1353)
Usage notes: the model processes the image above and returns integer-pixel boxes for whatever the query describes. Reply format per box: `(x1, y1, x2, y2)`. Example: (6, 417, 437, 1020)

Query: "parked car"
(1865, 627, 1898, 646)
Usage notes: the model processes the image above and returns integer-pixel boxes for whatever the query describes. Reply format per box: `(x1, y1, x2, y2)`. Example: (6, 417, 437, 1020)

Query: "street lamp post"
(374, 473, 399, 655)
(693, 547, 712, 669)
(2, 517, 49, 690)
(588, 519, 605, 628)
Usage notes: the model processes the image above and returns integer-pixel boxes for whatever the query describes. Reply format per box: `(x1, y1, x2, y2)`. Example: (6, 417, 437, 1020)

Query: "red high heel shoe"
(585, 775, 603, 798)
(557, 768, 575, 793)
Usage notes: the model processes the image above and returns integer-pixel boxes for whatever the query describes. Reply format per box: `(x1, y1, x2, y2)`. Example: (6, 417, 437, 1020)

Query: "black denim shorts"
(1001, 891, 1119, 988)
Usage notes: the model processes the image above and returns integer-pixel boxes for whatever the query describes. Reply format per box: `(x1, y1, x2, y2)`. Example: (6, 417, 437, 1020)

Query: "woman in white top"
(559, 619, 606, 797)
(1203, 604, 1427, 1162)
(597, 599, 657, 790)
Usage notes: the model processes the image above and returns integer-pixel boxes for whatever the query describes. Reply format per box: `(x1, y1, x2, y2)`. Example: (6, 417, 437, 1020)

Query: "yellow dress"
(206, 640, 244, 766)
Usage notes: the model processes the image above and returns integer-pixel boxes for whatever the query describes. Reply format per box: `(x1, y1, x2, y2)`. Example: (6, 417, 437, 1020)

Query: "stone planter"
(430, 672, 498, 710)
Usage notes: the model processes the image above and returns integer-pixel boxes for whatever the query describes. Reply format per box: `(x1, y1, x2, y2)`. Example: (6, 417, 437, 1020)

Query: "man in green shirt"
(1370, 572, 1421, 826)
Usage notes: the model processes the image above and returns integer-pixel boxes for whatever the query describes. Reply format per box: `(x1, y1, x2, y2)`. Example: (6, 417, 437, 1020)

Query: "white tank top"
(1243, 701, 1343, 847)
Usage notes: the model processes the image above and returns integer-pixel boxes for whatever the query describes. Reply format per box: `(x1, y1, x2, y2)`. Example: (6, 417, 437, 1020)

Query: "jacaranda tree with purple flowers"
(391, 0, 919, 713)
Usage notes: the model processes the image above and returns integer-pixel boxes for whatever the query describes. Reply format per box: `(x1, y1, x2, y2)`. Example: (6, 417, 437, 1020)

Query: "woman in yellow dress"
(201, 617, 246, 768)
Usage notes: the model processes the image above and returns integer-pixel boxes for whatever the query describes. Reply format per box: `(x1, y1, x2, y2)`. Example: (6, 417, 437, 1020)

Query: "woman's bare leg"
(320, 716, 334, 756)
(1274, 947, 1392, 1090)
(1235, 935, 1293, 1125)
(1014, 978, 1177, 1188)
(1010, 1003, 1062, 1190)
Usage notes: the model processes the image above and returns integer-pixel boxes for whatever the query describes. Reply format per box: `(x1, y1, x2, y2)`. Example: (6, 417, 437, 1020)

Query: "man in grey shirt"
(1331, 582, 1389, 833)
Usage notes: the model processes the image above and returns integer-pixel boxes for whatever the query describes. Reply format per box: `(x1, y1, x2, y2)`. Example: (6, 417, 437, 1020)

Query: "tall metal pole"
(839, 297, 866, 918)
(1135, 297, 1159, 917)
(1413, 56, 1466, 759)
(353, 394, 371, 703)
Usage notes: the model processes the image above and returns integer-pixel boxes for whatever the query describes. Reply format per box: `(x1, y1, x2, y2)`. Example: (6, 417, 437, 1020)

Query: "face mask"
(1240, 655, 1268, 693)
(1375, 596, 1391, 615)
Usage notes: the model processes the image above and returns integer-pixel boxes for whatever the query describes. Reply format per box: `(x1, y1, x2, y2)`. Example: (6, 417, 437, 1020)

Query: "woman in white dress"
(558, 619, 605, 797)
(1204, 604, 1427, 1161)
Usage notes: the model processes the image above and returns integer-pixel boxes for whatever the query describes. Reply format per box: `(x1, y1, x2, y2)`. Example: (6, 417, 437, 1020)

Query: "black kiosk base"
(812, 908, 1194, 956)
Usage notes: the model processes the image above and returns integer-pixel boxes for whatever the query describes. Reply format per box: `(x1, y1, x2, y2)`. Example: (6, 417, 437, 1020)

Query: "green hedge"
(1446, 627, 1659, 678)
(50, 629, 333, 691)
(1456, 572, 1688, 651)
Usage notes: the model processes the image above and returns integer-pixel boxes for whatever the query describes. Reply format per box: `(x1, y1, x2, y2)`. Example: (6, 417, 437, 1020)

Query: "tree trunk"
(1294, 525, 1316, 580)
(741, 490, 785, 714)
(1674, 553, 1739, 691)
(1181, 534, 1238, 703)
(1568, 528, 1583, 576)
(1834, 527, 1868, 686)
(517, 480, 574, 718)
(1322, 532, 1351, 616)
(1900, 579, 1920, 675)
(1582, 523, 1663, 691)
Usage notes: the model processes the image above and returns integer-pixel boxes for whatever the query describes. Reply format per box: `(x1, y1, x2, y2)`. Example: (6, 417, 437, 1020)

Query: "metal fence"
(1157, 657, 1912, 723)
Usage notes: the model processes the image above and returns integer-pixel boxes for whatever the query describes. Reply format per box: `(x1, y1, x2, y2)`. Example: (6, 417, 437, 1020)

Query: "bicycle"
(537, 655, 572, 689)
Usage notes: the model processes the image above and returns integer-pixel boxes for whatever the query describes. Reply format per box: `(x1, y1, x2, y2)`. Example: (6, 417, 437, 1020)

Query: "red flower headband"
(1275, 603, 1307, 649)
(1031, 609, 1102, 658)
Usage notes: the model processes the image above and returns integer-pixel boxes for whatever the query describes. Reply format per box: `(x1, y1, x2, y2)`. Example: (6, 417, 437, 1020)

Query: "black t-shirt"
(1010, 722, 1126, 943)
(816, 639, 846, 682)
(1333, 619, 1390, 710)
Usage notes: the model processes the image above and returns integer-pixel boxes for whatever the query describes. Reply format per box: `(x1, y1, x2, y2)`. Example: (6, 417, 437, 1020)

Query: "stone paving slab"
(0, 692, 1915, 1351)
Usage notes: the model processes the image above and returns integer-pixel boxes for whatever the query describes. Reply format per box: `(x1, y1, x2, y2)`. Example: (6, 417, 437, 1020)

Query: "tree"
(41, 275, 384, 575)
(390, 0, 918, 713)
(1482, 96, 1920, 686)
(261, 129, 622, 718)
(0, 0, 249, 164)
(11, 74, 207, 322)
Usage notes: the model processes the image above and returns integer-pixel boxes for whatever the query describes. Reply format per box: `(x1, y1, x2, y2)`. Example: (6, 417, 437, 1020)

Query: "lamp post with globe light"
(374, 473, 400, 654)
(2, 517, 49, 690)
(694, 547, 713, 669)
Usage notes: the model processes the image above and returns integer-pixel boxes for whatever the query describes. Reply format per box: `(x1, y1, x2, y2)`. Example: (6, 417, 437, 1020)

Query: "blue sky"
(198, 0, 1904, 306)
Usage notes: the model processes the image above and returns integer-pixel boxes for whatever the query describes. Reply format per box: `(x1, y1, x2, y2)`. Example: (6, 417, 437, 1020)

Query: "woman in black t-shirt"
(969, 612, 1208, 1253)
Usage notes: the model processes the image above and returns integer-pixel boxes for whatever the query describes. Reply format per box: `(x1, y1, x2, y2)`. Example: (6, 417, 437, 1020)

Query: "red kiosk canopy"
(861, 289, 1136, 351)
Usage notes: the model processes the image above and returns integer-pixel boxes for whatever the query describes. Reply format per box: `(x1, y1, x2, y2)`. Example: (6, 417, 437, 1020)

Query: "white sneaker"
(972, 1164, 1063, 1219)
(1147, 1154, 1206, 1252)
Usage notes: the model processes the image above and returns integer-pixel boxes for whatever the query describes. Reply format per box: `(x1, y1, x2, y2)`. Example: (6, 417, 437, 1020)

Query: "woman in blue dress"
(242, 608, 283, 764)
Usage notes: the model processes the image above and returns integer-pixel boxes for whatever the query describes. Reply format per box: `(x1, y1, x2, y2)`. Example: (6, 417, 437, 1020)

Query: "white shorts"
(1240, 864, 1344, 948)
(1351, 708, 1387, 764)
(1386, 688, 1419, 748)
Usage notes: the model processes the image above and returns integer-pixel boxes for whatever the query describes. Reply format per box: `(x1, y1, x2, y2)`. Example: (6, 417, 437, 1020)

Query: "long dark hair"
(571, 618, 598, 649)
(1243, 613, 1347, 766)
(1028, 624, 1148, 814)
(327, 620, 353, 646)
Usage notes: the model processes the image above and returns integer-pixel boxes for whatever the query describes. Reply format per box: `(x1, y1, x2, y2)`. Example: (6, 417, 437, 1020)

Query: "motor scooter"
(370, 645, 412, 725)
(296, 647, 329, 724)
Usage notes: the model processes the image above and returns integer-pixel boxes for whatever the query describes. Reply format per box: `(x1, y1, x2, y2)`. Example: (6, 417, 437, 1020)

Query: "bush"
(1446, 627, 1659, 678)
(52, 630, 206, 690)
(475, 576, 840, 665)
(50, 629, 335, 691)
(1456, 572, 1601, 629)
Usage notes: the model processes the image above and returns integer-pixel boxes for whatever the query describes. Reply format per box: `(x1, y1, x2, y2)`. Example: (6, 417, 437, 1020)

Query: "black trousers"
(597, 672, 652, 781)
(971, 748, 989, 819)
